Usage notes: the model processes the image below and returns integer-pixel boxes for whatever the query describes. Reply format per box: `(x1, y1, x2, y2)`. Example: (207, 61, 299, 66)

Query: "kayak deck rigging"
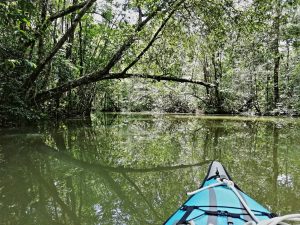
(163, 161, 274, 225)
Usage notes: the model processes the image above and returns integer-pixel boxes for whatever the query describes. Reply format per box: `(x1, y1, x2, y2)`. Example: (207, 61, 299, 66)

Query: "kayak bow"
(164, 161, 275, 225)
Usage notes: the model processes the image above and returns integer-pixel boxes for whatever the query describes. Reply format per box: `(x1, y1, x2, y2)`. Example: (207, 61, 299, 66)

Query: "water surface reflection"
(0, 114, 299, 225)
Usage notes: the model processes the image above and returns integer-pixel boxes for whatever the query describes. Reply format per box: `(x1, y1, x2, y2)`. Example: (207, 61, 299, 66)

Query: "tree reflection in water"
(0, 114, 300, 225)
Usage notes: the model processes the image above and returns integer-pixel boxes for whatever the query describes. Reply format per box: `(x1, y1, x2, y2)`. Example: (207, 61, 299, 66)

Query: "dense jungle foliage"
(0, 0, 300, 125)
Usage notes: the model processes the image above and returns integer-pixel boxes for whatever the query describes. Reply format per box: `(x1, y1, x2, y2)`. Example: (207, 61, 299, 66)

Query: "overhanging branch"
(32, 0, 208, 104)
(33, 1, 182, 103)
(34, 72, 214, 103)
(106, 73, 215, 88)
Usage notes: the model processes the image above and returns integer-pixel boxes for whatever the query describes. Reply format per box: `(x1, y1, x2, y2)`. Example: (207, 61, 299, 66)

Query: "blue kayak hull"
(164, 161, 273, 225)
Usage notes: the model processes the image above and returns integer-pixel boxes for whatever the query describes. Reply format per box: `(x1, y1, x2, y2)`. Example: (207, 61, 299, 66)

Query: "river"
(0, 113, 299, 224)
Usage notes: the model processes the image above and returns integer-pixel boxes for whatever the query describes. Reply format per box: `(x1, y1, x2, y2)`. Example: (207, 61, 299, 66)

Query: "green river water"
(0, 113, 299, 225)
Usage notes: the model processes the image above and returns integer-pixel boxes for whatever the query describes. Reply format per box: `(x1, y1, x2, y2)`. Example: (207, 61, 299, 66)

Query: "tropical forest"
(1, 0, 300, 124)
(0, 0, 300, 225)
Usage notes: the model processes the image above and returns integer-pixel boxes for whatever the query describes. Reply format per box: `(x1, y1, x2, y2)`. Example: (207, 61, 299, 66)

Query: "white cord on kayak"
(188, 220, 195, 225)
(220, 179, 300, 225)
(187, 178, 300, 225)
(187, 181, 224, 196)
(244, 214, 300, 225)
(221, 178, 259, 223)
(187, 178, 259, 222)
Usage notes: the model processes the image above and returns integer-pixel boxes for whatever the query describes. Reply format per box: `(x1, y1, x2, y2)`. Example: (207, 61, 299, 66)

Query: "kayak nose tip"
(211, 160, 223, 169)
(207, 161, 229, 180)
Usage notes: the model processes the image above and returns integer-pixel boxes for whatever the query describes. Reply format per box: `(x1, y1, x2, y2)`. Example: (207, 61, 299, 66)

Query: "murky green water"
(0, 114, 300, 225)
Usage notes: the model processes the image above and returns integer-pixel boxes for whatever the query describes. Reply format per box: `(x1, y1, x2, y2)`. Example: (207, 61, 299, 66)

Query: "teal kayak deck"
(164, 162, 273, 225)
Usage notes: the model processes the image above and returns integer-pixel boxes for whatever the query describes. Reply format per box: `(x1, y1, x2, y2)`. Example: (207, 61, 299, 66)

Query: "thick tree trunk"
(286, 41, 290, 76)
(266, 72, 271, 111)
(273, 0, 281, 108)
(211, 53, 222, 112)
(203, 57, 210, 96)
(284, 40, 292, 99)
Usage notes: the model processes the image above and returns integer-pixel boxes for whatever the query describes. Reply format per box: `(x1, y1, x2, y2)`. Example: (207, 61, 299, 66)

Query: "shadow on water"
(0, 113, 300, 225)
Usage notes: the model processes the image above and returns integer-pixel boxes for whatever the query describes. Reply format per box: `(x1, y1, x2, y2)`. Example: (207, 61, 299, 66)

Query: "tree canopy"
(0, 0, 300, 125)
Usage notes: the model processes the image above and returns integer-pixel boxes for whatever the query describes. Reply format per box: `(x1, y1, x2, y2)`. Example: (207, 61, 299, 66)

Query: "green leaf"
(24, 60, 37, 69)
